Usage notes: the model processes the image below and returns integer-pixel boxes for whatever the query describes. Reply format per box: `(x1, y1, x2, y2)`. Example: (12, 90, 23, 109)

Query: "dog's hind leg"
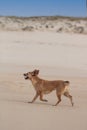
(39, 92, 48, 102)
(28, 92, 39, 103)
(64, 92, 74, 106)
(53, 94, 61, 106)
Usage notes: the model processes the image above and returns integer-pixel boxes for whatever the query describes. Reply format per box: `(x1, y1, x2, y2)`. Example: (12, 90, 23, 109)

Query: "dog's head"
(23, 69, 39, 80)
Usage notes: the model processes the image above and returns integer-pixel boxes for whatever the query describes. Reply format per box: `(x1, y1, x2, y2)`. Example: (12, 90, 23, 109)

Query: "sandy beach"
(0, 31, 87, 130)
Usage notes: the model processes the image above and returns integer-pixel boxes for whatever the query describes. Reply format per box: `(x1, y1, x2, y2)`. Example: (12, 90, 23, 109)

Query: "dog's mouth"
(25, 76, 29, 80)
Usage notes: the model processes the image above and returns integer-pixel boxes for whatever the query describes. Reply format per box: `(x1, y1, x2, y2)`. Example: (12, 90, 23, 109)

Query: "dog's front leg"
(39, 92, 48, 102)
(28, 93, 39, 103)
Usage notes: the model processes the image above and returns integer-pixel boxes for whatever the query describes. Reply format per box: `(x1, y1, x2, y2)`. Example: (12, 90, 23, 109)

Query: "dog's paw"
(43, 99, 48, 102)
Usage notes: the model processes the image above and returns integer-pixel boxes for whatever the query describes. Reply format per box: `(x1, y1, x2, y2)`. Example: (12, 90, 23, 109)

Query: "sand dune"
(0, 30, 87, 130)
(0, 16, 87, 34)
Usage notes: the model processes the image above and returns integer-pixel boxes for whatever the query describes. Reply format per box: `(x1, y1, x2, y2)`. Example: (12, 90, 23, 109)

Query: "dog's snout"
(23, 73, 29, 80)
(24, 73, 26, 76)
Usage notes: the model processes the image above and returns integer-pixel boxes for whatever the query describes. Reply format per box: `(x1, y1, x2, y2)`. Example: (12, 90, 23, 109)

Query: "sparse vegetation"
(45, 25, 49, 28)
(22, 26, 34, 31)
(0, 16, 87, 34)
(74, 26, 84, 33)
(57, 27, 63, 32)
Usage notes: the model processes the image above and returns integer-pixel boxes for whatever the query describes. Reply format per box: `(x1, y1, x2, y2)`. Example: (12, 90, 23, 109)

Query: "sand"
(0, 31, 87, 130)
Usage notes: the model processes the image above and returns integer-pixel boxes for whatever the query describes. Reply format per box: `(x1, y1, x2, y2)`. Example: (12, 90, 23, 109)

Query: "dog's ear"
(34, 69, 39, 75)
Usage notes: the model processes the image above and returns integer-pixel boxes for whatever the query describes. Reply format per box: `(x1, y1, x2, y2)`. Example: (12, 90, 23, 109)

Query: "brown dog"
(23, 69, 74, 106)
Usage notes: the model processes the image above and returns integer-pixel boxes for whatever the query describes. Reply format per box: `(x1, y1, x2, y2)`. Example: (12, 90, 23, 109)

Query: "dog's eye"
(31, 73, 35, 76)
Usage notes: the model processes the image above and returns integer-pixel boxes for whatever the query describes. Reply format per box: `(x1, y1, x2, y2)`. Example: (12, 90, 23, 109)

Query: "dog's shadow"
(0, 97, 52, 106)
(0, 98, 75, 108)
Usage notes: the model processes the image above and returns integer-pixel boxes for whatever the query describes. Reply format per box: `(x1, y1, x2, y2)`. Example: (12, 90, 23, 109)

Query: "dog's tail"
(64, 81, 70, 86)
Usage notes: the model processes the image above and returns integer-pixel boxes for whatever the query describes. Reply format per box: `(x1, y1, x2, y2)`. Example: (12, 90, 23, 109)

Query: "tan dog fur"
(24, 70, 74, 106)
